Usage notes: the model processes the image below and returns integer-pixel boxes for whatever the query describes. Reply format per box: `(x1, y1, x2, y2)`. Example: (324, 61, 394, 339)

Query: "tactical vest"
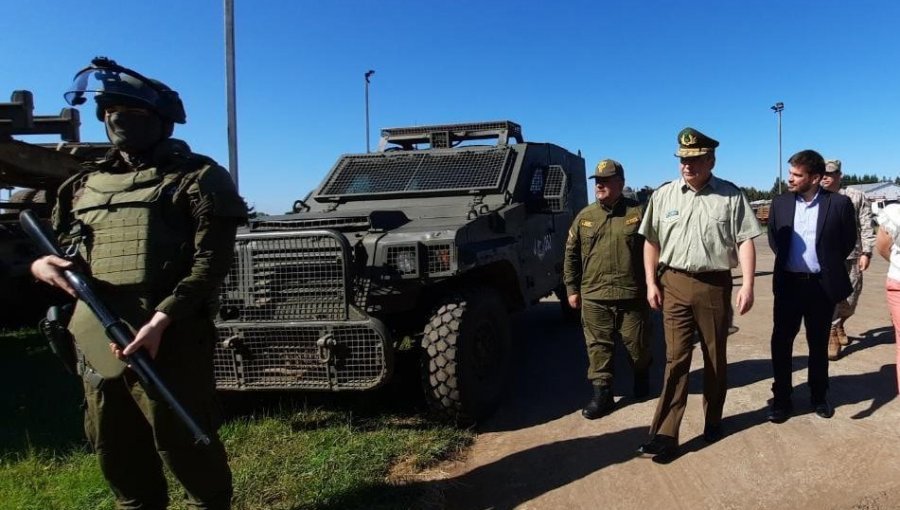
(71, 166, 192, 289)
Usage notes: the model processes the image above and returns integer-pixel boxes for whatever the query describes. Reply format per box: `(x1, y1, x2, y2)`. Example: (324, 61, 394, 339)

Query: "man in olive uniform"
(31, 58, 246, 509)
(564, 159, 651, 420)
(636, 128, 762, 460)
(820, 159, 875, 360)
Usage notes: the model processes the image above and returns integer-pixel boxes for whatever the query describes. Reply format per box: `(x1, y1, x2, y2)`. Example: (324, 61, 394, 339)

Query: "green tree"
(769, 177, 786, 195)
(740, 186, 771, 202)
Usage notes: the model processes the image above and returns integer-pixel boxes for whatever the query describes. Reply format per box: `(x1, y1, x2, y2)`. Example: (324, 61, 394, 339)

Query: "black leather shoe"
(767, 403, 793, 424)
(703, 424, 723, 443)
(636, 436, 678, 458)
(582, 386, 614, 420)
(814, 401, 834, 419)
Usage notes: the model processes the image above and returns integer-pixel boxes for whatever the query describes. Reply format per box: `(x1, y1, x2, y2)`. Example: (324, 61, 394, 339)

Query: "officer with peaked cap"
(564, 159, 652, 419)
(635, 128, 763, 460)
(31, 57, 246, 509)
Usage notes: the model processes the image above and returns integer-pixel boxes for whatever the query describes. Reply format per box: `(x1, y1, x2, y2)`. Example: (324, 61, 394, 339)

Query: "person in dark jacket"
(766, 149, 856, 423)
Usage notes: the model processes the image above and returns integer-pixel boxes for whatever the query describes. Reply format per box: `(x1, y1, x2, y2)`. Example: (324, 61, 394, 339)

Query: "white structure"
(847, 182, 900, 202)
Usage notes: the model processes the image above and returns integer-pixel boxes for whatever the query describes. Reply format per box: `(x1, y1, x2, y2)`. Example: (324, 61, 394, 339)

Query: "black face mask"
(104, 111, 164, 153)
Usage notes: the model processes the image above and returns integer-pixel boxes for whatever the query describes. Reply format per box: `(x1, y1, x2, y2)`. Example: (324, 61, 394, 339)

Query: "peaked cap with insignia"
(590, 159, 625, 179)
(675, 127, 719, 157)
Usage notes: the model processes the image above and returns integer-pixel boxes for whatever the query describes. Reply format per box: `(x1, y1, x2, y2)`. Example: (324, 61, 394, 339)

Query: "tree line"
(740, 174, 900, 202)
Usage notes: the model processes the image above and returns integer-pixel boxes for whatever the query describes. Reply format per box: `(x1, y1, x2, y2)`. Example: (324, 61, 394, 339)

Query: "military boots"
(836, 324, 850, 346)
(582, 384, 614, 420)
(827, 327, 842, 361)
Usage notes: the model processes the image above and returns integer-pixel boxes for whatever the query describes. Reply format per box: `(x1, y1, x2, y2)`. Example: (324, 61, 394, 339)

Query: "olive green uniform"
(53, 141, 247, 510)
(564, 197, 650, 387)
(639, 175, 762, 441)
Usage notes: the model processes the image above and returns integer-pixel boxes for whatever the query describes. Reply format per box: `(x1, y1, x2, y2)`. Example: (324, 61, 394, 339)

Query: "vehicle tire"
(420, 288, 511, 425)
(555, 286, 580, 323)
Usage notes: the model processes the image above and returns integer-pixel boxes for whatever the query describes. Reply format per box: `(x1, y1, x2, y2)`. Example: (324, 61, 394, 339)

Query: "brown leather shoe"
(828, 327, 842, 361)
(836, 324, 850, 346)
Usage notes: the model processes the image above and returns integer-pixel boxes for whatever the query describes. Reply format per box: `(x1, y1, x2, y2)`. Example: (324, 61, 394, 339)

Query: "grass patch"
(0, 329, 473, 510)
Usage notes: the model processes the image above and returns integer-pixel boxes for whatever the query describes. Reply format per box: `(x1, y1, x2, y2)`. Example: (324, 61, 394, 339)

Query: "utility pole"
(225, 0, 239, 190)
(365, 70, 375, 153)
(771, 102, 784, 194)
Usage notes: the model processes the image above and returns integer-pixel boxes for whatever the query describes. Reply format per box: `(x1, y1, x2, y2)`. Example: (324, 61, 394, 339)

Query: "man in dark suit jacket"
(767, 149, 856, 423)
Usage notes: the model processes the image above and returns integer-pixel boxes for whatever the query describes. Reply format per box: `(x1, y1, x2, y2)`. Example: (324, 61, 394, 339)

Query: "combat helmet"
(64, 57, 186, 128)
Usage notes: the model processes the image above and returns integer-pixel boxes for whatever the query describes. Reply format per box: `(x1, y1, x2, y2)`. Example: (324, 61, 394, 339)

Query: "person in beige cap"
(820, 159, 875, 360)
(564, 159, 651, 420)
(635, 128, 763, 461)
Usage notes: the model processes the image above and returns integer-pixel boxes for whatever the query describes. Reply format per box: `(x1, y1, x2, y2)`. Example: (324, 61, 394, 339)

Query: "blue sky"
(3, 0, 899, 214)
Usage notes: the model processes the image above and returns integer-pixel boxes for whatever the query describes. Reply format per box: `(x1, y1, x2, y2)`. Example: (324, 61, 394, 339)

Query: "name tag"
(580, 220, 594, 228)
(625, 216, 641, 226)
(665, 209, 679, 219)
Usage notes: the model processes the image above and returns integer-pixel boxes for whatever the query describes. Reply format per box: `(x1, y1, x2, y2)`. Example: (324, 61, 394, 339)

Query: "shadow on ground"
(841, 325, 895, 358)
(315, 425, 649, 510)
(479, 302, 667, 433)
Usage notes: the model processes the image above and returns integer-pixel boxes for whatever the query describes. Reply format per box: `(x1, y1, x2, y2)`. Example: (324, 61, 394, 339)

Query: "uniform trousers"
(581, 298, 651, 386)
(770, 274, 835, 406)
(650, 269, 731, 441)
(83, 316, 232, 510)
(832, 258, 863, 325)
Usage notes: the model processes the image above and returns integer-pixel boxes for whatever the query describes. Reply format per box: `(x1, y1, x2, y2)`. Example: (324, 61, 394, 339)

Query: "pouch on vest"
(69, 168, 189, 288)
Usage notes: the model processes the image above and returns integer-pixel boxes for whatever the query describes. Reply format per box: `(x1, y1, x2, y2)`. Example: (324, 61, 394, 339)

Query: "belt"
(784, 271, 821, 280)
(666, 267, 730, 277)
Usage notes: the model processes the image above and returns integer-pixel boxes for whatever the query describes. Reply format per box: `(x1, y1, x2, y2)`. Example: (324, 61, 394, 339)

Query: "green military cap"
(825, 159, 842, 173)
(590, 159, 625, 179)
(675, 127, 719, 157)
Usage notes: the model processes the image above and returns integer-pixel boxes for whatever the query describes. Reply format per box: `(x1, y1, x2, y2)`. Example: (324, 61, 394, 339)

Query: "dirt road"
(432, 237, 900, 509)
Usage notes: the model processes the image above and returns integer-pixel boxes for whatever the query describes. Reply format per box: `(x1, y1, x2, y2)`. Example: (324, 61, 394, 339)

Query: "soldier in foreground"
(30, 58, 246, 509)
(636, 128, 762, 461)
(564, 159, 651, 419)
(820, 159, 875, 360)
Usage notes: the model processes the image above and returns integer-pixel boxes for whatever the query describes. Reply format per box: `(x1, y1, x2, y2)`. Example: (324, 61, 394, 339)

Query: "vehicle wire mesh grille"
(214, 322, 389, 390)
(386, 245, 419, 277)
(426, 243, 455, 275)
(318, 148, 511, 197)
(219, 231, 349, 322)
(251, 216, 370, 231)
(544, 165, 567, 212)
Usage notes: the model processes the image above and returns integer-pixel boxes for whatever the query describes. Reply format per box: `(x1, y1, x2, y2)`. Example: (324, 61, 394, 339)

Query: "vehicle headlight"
(395, 250, 417, 274)
(386, 245, 418, 276)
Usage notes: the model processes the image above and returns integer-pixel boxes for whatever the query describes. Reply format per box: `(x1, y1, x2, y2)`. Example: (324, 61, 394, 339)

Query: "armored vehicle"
(214, 121, 587, 422)
(0, 90, 111, 326)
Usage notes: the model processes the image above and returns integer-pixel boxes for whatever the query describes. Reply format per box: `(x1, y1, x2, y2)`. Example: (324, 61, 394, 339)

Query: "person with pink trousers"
(875, 203, 900, 391)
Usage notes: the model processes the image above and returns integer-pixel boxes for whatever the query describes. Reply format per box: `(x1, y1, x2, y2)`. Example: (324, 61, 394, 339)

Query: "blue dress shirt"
(785, 191, 822, 273)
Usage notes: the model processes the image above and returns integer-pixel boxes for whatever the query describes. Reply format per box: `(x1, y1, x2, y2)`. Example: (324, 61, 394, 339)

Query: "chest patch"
(625, 215, 641, 226)
(665, 209, 679, 219)
(580, 219, 594, 228)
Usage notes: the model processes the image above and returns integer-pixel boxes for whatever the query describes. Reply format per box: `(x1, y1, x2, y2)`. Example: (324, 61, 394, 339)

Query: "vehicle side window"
(526, 167, 547, 212)
(543, 165, 568, 213)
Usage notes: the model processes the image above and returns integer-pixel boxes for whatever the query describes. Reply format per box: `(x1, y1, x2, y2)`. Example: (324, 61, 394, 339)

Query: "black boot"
(633, 370, 650, 400)
(582, 384, 614, 419)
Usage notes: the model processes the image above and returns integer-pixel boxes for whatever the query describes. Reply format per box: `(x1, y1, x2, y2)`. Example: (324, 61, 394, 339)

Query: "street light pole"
(224, 0, 239, 191)
(365, 70, 375, 153)
(771, 102, 784, 194)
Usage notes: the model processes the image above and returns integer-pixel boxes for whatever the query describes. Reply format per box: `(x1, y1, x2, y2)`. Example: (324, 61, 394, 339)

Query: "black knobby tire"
(420, 288, 511, 424)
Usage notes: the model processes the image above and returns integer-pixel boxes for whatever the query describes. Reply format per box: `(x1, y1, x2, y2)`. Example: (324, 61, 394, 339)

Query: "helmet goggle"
(64, 57, 185, 124)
